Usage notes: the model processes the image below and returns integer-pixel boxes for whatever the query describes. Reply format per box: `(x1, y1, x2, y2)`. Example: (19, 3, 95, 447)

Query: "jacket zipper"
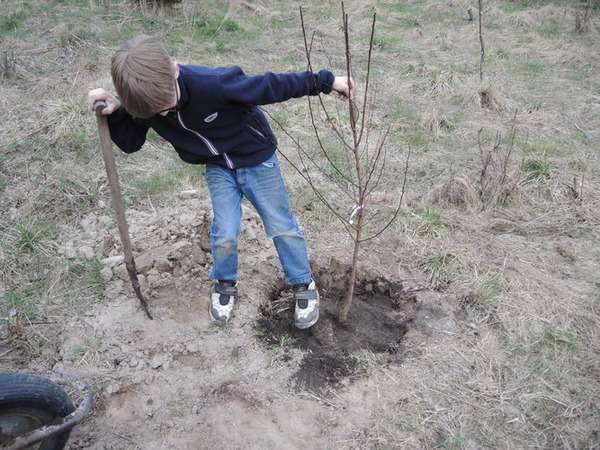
(176, 112, 234, 169)
(247, 123, 265, 138)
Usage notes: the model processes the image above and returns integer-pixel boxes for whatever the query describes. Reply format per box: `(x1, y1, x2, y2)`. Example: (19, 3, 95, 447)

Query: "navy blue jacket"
(107, 65, 335, 168)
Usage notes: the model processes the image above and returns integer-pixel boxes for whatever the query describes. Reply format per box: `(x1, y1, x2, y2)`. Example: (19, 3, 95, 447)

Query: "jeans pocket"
(260, 154, 279, 168)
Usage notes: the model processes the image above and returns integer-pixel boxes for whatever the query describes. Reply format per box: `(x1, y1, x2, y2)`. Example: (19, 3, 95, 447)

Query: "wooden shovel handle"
(94, 103, 153, 320)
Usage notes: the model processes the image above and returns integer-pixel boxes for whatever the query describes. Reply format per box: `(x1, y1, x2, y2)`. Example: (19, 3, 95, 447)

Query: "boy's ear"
(173, 61, 180, 78)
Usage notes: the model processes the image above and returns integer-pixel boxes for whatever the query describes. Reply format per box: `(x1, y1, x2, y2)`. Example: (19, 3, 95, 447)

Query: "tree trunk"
(338, 210, 363, 323)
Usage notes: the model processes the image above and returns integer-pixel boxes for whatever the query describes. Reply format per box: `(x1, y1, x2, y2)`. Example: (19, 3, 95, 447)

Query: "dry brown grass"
(427, 175, 479, 208)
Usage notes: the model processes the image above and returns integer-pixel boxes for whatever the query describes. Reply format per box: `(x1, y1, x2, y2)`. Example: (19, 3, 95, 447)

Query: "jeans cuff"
(288, 277, 312, 286)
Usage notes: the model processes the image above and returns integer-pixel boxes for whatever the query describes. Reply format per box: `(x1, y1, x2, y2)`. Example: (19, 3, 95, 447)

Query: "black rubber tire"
(0, 373, 76, 450)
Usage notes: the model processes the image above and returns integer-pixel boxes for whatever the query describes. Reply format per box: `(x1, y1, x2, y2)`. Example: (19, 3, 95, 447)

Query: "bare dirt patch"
(34, 195, 454, 449)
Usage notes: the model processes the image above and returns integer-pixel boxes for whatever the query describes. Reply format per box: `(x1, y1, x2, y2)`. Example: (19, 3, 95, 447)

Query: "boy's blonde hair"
(111, 35, 176, 118)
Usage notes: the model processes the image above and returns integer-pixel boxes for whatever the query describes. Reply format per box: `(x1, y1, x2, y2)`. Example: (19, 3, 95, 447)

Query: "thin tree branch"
(360, 149, 410, 242)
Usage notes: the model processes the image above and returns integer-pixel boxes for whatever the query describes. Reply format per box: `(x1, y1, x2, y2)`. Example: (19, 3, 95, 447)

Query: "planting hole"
(255, 261, 418, 393)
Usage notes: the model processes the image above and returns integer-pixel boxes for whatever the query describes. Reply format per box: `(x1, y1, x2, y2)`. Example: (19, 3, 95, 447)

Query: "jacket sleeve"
(106, 106, 150, 154)
(219, 67, 335, 105)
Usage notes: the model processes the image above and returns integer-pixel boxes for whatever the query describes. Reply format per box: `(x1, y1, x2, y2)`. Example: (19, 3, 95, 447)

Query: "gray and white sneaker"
(209, 280, 238, 324)
(293, 280, 320, 329)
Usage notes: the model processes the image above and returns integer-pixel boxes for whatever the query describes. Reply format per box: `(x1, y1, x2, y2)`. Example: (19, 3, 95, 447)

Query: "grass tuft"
(421, 251, 455, 287)
(4, 222, 56, 258)
(428, 175, 479, 208)
(523, 157, 551, 181)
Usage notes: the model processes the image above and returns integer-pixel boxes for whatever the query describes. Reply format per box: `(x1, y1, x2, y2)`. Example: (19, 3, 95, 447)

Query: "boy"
(88, 34, 354, 329)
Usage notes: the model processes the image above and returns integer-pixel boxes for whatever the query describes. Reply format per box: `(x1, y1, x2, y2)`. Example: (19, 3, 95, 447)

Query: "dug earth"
(52, 195, 456, 449)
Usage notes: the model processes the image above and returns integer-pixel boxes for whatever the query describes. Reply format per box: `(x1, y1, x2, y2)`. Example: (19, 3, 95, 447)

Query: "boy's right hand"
(87, 88, 121, 115)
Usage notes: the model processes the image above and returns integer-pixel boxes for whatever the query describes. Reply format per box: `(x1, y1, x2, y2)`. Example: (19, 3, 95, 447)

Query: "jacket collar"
(176, 73, 190, 111)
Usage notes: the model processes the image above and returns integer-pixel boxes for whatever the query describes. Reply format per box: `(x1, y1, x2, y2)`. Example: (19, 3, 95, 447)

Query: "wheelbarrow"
(0, 373, 93, 450)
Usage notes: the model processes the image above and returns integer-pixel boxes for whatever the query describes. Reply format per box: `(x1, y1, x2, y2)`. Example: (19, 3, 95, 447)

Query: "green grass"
(2, 280, 48, 321)
(178, 13, 257, 55)
(146, 129, 164, 143)
(537, 20, 561, 38)
(566, 63, 597, 84)
(502, 1, 539, 11)
(523, 157, 551, 180)
(278, 333, 295, 349)
(502, 0, 595, 13)
(524, 137, 575, 157)
(0, 173, 10, 189)
(193, 17, 241, 37)
(520, 61, 546, 74)
(1, 11, 27, 33)
(463, 276, 504, 311)
(386, 1, 449, 27)
(492, 47, 510, 60)
(36, 258, 108, 315)
(421, 252, 455, 286)
(301, 133, 354, 185)
(4, 222, 56, 257)
(128, 152, 205, 197)
(132, 171, 181, 196)
(269, 109, 290, 128)
(415, 208, 447, 235)
(66, 132, 95, 162)
(59, 27, 98, 46)
(0, 2, 38, 35)
(372, 34, 405, 52)
(16, 138, 37, 152)
(0, 1, 92, 40)
(541, 328, 578, 351)
(49, 173, 101, 215)
(401, 130, 430, 149)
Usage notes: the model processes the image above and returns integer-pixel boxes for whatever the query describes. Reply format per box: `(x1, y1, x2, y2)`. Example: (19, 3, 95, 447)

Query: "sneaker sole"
(209, 302, 233, 324)
(209, 282, 237, 324)
(209, 312, 230, 324)
(295, 310, 319, 329)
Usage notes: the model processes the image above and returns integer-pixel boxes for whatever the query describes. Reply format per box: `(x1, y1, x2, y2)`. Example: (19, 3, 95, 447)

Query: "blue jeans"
(205, 153, 312, 286)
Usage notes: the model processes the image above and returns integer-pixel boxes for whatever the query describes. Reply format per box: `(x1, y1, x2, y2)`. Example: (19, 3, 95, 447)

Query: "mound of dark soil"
(256, 273, 417, 393)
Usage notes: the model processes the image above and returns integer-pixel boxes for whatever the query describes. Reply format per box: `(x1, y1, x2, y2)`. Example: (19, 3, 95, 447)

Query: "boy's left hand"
(332, 76, 355, 101)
